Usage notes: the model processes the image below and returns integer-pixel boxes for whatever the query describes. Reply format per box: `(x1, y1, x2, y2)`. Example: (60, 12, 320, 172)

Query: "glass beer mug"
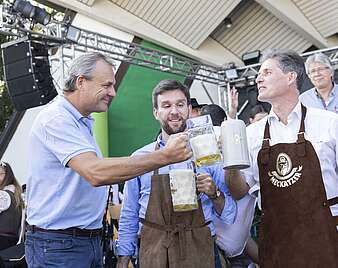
(186, 114, 222, 167)
(169, 162, 198, 212)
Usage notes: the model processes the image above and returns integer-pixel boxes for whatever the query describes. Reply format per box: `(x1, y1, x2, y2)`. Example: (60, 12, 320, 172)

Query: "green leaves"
(0, 32, 14, 134)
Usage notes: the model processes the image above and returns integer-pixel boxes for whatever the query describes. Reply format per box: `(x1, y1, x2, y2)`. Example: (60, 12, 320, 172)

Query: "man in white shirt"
(201, 99, 259, 268)
(229, 49, 338, 268)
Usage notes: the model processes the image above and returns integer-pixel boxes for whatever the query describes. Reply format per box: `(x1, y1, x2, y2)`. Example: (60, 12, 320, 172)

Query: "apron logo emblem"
(268, 153, 302, 188)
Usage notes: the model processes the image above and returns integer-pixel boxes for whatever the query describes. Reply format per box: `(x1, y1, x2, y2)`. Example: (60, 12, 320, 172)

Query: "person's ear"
(153, 107, 159, 120)
(188, 104, 192, 117)
(288, 71, 298, 86)
(76, 75, 86, 90)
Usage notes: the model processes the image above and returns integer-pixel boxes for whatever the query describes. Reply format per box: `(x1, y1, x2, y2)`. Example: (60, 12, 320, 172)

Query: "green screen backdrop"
(92, 112, 109, 157)
(108, 40, 186, 157)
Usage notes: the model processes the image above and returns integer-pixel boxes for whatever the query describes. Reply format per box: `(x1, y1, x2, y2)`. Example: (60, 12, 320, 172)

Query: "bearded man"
(116, 80, 236, 268)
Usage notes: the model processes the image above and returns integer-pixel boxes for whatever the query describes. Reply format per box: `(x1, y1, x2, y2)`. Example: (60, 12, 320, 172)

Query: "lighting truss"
(54, 25, 224, 85)
(2, 0, 338, 106)
(0, 1, 224, 85)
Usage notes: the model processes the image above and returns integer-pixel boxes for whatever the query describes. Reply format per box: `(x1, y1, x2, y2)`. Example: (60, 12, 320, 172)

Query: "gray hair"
(64, 52, 113, 92)
(304, 52, 334, 78)
(261, 49, 306, 90)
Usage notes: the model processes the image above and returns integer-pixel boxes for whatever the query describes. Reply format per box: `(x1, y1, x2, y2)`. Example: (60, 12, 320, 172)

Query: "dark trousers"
(217, 245, 252, 268)
(0, 236, 18, 251)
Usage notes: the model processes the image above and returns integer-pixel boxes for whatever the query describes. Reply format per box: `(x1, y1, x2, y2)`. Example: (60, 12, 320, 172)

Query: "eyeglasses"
(308, 66, 330, 76)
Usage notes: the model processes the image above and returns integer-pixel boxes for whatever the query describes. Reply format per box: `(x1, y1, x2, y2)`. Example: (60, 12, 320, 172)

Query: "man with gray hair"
(227, 49, 338, 267)
(300, 52, 338, 113)
(25, 52, 191, 267)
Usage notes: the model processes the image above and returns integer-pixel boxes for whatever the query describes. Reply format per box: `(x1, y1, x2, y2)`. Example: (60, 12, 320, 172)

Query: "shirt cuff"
(248, 183, 259, 198)
(115, 240, 137, 256)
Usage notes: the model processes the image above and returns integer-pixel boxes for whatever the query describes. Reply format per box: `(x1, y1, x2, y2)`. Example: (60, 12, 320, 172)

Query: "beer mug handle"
(188, 162, 199, 198)
(187, 161, 195, 172)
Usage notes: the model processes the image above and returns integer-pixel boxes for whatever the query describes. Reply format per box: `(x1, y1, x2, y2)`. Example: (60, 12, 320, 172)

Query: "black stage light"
(13, 0, 51, 26)
(223, 18, 232, 29)
(242, 50, 261, 66)
(13, 0, 35, 19)
(33, 6, 51, 26)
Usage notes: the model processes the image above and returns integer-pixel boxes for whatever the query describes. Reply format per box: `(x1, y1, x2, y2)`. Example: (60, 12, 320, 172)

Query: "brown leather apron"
(139, 154, 214, 268)
(257, 104, 338, 268)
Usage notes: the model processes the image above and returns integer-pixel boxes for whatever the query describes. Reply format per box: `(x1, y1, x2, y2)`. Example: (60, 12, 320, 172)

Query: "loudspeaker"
(1, 39, 57, 111)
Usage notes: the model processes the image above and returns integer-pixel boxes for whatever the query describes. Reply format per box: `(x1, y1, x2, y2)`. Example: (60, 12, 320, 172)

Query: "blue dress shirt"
(117, 137, 236, 256)
(300, 83, 338, 113)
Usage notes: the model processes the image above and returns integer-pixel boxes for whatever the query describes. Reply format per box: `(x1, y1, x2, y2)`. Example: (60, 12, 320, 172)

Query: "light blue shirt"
(299, 83, 338, 113)
(117, 137, 236, 256)
(26, 96, 107, 229)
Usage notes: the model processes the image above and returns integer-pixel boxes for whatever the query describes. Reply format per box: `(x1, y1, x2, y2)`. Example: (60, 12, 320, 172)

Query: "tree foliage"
(0, 35, 14, 134)
(0, 0, 15, 134)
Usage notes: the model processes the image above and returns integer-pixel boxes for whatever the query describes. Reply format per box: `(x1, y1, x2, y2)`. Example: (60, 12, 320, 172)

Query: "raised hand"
(228, 87, 238, 119)
(163, 132, 192, 164)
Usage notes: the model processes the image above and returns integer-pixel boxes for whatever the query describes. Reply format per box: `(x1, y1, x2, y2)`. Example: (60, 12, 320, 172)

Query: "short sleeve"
(40, 115, 97, 166)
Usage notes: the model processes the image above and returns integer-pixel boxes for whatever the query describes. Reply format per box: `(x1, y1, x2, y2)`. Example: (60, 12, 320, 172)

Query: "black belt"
(26, 225, 102, 238)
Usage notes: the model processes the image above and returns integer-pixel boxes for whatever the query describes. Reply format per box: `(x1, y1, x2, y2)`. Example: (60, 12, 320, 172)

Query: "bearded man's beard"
(161, 121, 187, 135)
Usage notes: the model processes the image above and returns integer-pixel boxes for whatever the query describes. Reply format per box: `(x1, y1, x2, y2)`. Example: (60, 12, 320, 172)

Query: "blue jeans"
(25, 230, 103, 268)
(214, 241, 222, 268)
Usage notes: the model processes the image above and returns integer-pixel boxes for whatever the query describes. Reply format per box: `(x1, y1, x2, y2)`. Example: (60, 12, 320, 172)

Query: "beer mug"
(169, 162, 198, 212)
(186, 114, 222, 167)
(220, 119, 250, 169)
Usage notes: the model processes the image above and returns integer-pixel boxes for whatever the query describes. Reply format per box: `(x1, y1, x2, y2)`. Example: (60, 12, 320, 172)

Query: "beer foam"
(169, 169, 197, 210)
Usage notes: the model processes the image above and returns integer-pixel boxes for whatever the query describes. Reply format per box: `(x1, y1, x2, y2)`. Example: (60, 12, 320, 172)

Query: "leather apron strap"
(260, 104, 307, 165)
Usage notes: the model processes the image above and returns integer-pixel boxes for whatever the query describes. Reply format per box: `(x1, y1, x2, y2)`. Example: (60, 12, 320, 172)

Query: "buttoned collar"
(156, 133, 166, 148)
(267, 102, 302, 126)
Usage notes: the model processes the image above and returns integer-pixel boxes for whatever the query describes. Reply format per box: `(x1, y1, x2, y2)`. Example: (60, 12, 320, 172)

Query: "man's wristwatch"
(209, 188, 221, 200)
